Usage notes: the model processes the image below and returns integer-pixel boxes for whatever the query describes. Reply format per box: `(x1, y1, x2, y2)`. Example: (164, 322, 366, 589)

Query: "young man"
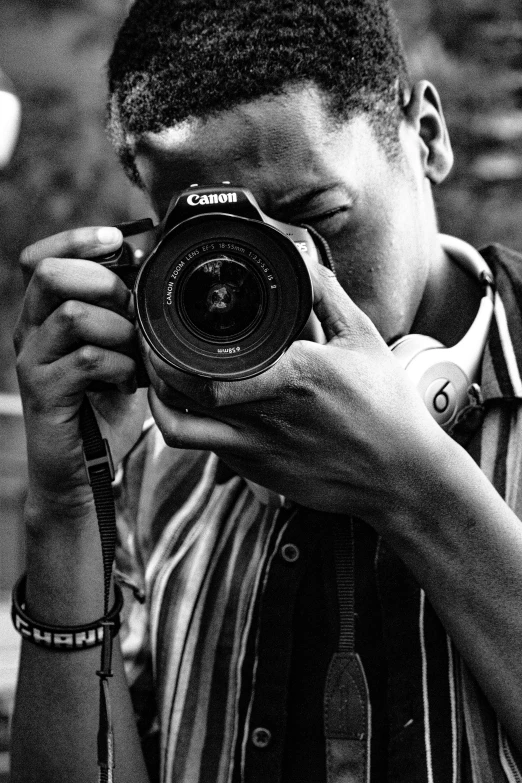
(10, 0, 522, 781)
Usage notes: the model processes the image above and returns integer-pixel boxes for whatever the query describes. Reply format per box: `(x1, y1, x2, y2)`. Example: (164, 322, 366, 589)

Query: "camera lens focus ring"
(134, 214, 313, 380)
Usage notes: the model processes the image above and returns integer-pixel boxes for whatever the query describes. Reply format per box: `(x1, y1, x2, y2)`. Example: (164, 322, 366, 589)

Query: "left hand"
(146, 264, 447, 521)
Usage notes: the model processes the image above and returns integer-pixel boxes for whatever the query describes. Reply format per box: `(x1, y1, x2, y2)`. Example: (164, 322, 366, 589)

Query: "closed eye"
(302, 206, 349, 222)
(299, 205, 351, 233)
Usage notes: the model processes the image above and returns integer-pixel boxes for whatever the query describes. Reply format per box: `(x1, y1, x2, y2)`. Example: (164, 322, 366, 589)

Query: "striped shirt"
(115, 242, 522, 783)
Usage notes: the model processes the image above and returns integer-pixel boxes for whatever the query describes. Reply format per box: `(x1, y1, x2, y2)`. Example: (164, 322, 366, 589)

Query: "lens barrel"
(134, 214, 313, 380)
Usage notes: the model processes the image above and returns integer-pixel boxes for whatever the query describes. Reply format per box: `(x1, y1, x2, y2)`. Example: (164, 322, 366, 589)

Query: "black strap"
(333, 521, 356, 654)
(79, 399, 116, 614)
(324, 520, 371, 783)
(79, 396, 117, 783)
(301, 224, 338, 276)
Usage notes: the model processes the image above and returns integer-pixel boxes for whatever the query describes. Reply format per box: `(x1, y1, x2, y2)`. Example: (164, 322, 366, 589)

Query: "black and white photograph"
(1, 1, 522, 781)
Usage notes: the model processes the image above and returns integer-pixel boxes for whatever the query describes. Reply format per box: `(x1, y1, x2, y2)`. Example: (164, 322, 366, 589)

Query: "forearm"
(10, 503, 149, 783)
(383, 434, 522, 751)
(10, 225, 152, 781)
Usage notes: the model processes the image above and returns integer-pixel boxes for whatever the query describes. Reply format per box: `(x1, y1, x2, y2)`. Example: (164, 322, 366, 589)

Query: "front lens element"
(179, 254, 263, 340)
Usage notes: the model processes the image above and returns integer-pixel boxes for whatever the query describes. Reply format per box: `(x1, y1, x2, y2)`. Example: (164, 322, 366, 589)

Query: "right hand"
(14, 226, 149, 526)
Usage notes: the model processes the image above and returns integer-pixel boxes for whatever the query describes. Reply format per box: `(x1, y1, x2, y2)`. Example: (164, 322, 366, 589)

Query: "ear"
(402, 80, 453, 184)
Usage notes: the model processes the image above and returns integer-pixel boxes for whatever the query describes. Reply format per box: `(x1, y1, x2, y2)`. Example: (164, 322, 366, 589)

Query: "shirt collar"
(478, 245, 522, 403)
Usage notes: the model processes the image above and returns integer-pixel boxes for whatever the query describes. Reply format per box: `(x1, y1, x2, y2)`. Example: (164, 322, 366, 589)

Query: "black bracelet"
(11, 574, 123, 651)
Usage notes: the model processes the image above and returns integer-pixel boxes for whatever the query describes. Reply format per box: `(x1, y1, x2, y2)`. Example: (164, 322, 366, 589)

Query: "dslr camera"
(99, 183, 327, 381)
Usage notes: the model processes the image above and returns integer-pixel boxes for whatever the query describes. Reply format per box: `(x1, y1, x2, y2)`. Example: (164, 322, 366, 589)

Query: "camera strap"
(294, 226, 372, 778)
(324, 520, 371, 783)
(79, 396, 118, 783)
(301, 223, 337, 275)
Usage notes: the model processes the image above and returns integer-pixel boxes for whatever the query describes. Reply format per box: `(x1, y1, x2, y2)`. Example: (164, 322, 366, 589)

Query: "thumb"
(308, 262, 368, 345)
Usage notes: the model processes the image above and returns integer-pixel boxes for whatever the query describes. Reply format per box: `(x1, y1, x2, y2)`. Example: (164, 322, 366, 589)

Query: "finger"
(21, 301, 137, 365)
(308, 262, 377, 344)
(19, 257, 132, 329)
(148, 387, 243, 451)
(146, 348, 282, 409)
(148, 361, 284, 428)
(144, 370, 204, 413)
(19, 226, 123, 287)
(19, 345, 138, 407)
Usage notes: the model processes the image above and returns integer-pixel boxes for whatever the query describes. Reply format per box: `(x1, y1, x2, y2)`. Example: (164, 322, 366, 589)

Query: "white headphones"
(391, 234, 495, 431)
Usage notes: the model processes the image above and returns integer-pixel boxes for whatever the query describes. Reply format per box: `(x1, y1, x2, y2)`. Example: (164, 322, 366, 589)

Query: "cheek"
(329, 191, 429, 340)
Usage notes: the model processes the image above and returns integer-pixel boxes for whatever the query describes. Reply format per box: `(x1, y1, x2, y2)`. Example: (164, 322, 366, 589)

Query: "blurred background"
(0, 0, 521, 778)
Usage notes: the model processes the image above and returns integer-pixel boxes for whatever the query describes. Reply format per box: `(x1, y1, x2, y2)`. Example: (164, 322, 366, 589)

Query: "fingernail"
(97, 227, 122, 244)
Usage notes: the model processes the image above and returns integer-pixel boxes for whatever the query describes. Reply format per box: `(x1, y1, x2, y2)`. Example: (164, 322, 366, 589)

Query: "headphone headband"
(391, 235, 495, 430)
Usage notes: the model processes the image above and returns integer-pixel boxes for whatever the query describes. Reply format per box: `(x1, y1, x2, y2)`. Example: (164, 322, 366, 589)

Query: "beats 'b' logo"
(425, 378, 457, 422)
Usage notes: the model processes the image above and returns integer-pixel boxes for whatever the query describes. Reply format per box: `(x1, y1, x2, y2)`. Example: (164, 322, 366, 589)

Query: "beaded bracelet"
(11, 574, 123, 651)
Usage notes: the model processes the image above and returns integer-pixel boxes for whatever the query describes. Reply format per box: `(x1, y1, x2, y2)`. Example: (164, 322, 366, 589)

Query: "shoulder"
(481, 243, 522, 335)
(478, 243, 522, 400)
(480, 243, 522, 294)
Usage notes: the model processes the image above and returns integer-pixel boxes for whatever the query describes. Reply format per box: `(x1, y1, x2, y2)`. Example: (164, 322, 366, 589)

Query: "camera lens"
(135, 215, 313, 379)
(178, 254, 264, 340)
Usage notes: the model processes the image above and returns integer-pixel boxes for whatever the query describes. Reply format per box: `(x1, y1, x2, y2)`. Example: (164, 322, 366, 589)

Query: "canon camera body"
(99, 183, 324, 381)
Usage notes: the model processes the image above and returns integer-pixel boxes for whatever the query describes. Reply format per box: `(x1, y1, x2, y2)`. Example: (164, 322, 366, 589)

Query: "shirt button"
(280, 543, 300, 563)
(251, 727, 272, 748)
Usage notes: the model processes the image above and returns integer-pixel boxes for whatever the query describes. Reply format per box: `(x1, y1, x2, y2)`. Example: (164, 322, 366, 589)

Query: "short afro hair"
(107, 0, 410, 186)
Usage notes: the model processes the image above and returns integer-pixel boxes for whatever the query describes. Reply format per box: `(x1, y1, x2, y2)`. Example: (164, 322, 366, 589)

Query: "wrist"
(378, 429, 493, 562)
(24, 517, 108, 625)
(376, 428, 473, 537)
(12, 574, 122, 649)
(23, 482, 95, 535)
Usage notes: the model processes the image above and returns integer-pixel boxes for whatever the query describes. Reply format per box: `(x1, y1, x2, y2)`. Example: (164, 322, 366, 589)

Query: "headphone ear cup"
(389, 234, 494, 431)
(390, 334, 443, 368)
(391, 335, 471, 430)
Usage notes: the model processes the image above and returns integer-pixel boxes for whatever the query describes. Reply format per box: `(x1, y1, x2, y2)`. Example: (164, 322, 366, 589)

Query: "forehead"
(133, 86, 390, 215)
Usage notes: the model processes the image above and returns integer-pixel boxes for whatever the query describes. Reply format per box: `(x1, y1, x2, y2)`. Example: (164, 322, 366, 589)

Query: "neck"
(411, 237, 483, 347)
